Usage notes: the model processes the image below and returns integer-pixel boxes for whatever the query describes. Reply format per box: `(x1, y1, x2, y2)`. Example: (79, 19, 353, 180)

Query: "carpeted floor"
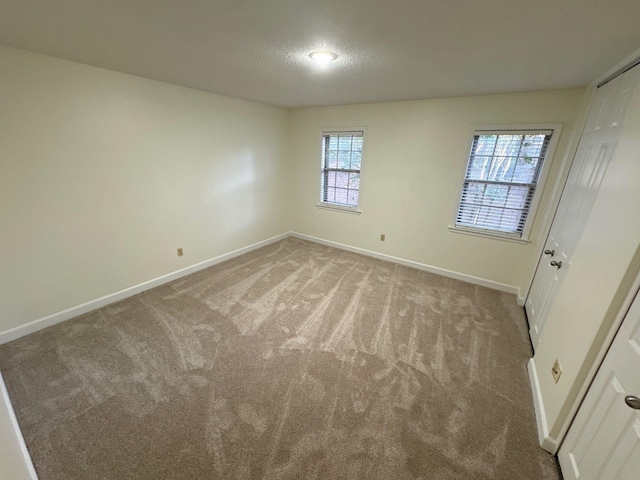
(0, 237, 560, 479)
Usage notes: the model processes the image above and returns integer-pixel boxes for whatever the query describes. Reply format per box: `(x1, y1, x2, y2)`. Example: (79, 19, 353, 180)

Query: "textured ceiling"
(1, 0, 640, 107)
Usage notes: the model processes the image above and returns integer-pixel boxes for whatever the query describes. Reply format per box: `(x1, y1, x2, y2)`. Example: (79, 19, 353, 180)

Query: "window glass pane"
(327, 150, 338, 169)
(498, 209, 524, 232)
(456, 203, 478, 221)
(338, 150, 351, 169)
(478, 206, 501, 229)
(521, 135, 547, 157)
(504, 186, 531, 209)
(336, 172, 349, 188)
(350, 151, 362, 170)
(338, 136, 352, 151)
(461, 182, 485, 204)
(473, 135, 498, 156)
(326, 187, 336, 203)
(327, 171, 337, 187)
(467, 155, 492, 180)
(334, 187, 349, 204)
(484, 184, 509, 206)
(348, 173, 360, 190)
(512, 157, 539, 183)
(494, 135, 522, 157)
(321, 132, 364, 209)
(458, 203, 521, 233)
(456, 130, 552, 236)
(478, 206, 517, 232)
(487, 156, 518, 182)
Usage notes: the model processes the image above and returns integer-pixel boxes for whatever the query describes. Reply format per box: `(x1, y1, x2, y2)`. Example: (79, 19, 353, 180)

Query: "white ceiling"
(1, 0, 640, 107)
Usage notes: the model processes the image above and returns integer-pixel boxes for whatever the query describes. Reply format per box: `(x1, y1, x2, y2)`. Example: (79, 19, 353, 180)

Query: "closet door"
(525, 67, 637, 349)
(558, 287, 640, 480)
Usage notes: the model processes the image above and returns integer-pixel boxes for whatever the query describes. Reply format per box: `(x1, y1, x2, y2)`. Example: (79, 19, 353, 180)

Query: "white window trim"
(315, 203, 362, 215)
(450, 123, 563, 243)
(316, 127, 367, 214)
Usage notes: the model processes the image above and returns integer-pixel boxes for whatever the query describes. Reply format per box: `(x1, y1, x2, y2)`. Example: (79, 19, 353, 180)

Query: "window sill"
(449, 226, 530, 244)
(316, 203, 362, 215)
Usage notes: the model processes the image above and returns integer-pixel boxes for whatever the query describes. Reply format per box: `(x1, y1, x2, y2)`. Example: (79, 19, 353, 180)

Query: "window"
(319, 130, 364, 212)
(453, 127, 559, 240)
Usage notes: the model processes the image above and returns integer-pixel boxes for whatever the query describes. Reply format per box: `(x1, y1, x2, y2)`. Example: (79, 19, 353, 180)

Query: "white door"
(558, 287, 640, 479)
(526, 65, 640, 349)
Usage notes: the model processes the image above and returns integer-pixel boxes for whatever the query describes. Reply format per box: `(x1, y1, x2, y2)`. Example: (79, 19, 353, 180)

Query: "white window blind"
(320, 131, 363, 210)
(455, 130, 553, 237)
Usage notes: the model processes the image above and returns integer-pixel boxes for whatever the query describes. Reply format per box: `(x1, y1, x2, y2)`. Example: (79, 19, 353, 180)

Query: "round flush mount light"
(309, 51, 338, 65)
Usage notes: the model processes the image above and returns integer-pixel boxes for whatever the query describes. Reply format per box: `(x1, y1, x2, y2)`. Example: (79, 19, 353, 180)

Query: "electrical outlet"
(380, 234, 386, 241)
(177, 248, 184, 257)
(551, 359, 562, 383)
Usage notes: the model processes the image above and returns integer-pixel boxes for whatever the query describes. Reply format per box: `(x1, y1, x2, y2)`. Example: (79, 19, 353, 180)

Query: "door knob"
(625, 395, 640, 410)
(550, 261, 562, 269)
(544, 249, 555, 256)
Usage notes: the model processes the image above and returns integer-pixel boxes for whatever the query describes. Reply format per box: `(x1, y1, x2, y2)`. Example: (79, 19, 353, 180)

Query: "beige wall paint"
(0, 46, 291, 333)
(289, 90, 585, 295)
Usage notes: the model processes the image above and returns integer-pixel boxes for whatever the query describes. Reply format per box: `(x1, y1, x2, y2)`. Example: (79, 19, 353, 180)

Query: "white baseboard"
(291, 232, 520, 298)
(1, 231, 522, 345)
(0, 233, 289, 345)
(528, 358, 559, 454)
(0, 371, 38, 479)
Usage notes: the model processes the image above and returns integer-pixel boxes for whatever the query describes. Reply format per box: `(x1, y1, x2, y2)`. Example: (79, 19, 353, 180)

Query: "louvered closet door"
(525, 66, 637, 349)
(558, 287, 640, 480)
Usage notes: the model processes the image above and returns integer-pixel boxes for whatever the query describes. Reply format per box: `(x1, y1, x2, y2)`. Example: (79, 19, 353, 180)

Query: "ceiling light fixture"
(309, 51, 338, 65)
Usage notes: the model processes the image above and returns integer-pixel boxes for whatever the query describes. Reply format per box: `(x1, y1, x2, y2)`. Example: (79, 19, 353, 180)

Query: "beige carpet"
(0, 237, 559, 479)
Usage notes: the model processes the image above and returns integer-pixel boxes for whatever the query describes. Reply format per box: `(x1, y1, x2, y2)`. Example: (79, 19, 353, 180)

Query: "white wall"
(0, 46, 291, 335)
(289, 91, 585, 296)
